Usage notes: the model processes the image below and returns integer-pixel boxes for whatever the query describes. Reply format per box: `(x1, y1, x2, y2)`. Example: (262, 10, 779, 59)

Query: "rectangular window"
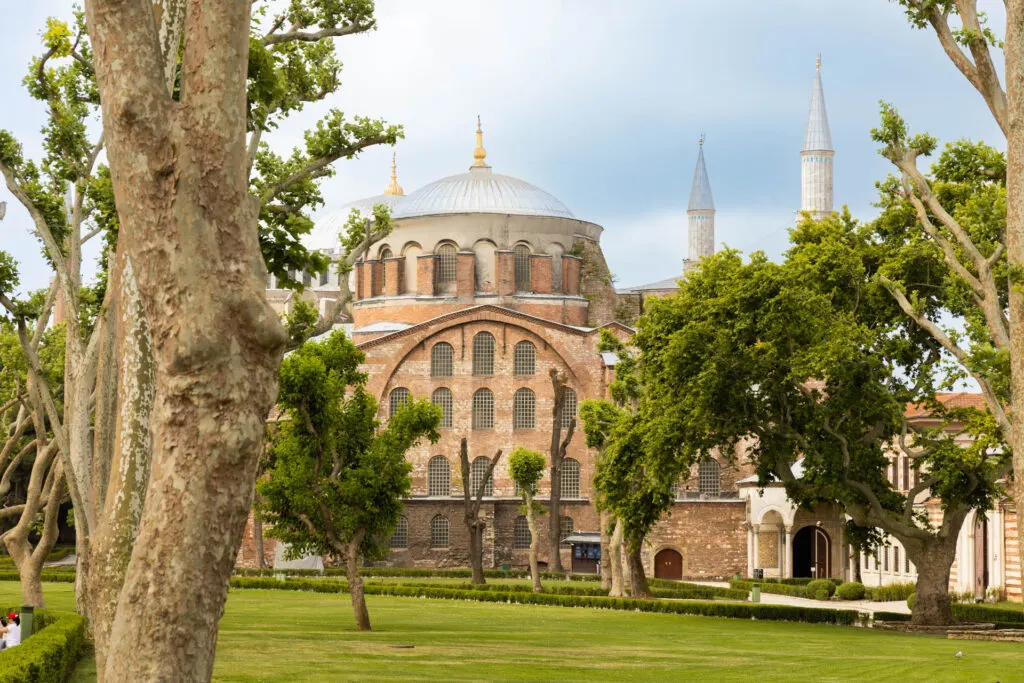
(883, 546, 889, 572)
(902, 457, 910, 491)
(894, 546, 900, 575)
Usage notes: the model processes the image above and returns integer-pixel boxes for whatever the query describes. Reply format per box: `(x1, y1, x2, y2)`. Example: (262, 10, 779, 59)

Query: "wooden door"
(813, 528, 830, 578)
(654, 548, 683, 581)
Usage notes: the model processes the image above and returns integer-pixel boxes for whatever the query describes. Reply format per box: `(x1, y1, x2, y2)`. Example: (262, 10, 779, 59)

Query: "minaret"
(383, 151, 404, 195)
(800, 55, 834, 217)
(684, 135, 715, 273)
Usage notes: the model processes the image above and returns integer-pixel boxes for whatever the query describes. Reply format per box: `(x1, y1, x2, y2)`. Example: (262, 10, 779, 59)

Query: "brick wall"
(236, 509, 277, 569)
(644, 502, 747, 580)
(530, 254, 553, 295)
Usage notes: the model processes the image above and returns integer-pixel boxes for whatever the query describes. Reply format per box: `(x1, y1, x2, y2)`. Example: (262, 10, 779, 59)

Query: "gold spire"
(816, 53, 821, 70)
(471, 115, 489, 168)
(383, 151, 403, 195)
(699, 132, 705, 147)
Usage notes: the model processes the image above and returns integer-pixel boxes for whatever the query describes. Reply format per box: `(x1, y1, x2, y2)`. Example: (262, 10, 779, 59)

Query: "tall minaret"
(684, 135, 715, 273)
(800, 55, 834, 217)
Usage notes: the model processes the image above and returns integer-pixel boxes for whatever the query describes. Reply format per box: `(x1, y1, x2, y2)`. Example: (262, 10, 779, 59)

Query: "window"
(513, 341, 536, 376)
(389, 387, 410, 419)
(884, 546, 889, 572)
(902, 456, 910, 491)
(513, 516, 531, 549)
(472, 332, 494, 376)
(430, 515, 450, 549)
(436, 243, 457, 285)
(431, 342, 454, 377)
(562, 458, 580, 498)
(513, 388, 536, 429)
(379, 247, 392, 291)
(906, 554, 912, 574)
(513, 244, 531, 291)
(862, 552, 868, 571)
(559, 516, 574, 548)
(389, 516, 408, 549)
(894, 546, 900, 574)
(428, 456, 450, 496)
(472, 389, 494, 429)
(560, 389, 578, 430)
(302, 270, 312, 287)
(319, 268, 329, 287)
(431, 388, 453, 429)
(669, 481, 679, 500)
(470, 456, 494, 497)
(698, 460, 720, 496)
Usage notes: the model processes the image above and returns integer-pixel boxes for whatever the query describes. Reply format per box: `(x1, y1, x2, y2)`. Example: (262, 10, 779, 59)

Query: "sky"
(0, 0, 1008, 292)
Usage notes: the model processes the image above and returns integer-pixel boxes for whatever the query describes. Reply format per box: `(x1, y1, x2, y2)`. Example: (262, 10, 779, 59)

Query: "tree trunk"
(909, 547, 956, 626)
(547, 369, 574, 574)
(853, 551, 862, 584)
(4, 447, 63, 609)
(468, 520, 485, 585)
(525, 492, 542, 593)
(598, 509, 612, 590)
(85, 0, 289, 676)
(1006, 0, 1024, 589)
(346, 533, 371, 631)
(608, 520, 624, 598)
(626, 544, 651, 599)
(253, 505, 267, 570)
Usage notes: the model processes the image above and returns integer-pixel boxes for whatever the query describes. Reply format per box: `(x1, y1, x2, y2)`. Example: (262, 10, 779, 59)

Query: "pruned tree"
(638, 214, 1010, 625)
(508, 446, 546, 592)
(258, 330, 441, 631)
(579, 398, 626, 596)
(893, 0, 1024, 588)
(547, 368, 576, 573)
(459, 437, 502, 585)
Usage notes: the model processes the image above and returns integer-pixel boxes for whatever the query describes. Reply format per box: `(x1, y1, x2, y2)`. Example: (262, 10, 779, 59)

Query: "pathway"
(692, 580, 911, 616)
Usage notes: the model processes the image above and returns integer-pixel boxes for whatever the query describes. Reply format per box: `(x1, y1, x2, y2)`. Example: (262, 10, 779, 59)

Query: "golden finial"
(816, 53, 821, 70)
(699, 132, 705, 147)
(471, 115, 489, 168)
(383, 150, 403, 195)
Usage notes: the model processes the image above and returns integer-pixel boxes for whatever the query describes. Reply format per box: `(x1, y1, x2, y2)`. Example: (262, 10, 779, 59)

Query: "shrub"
(906, 593, 914, 610)
(805, 580, 835, 600)
(729, 580, 806, 598)
(835, 582, 866, 601)
(865, 582, 915, 602)
(0, 611, 86, 683)
(951, 603, 1024, 625)
(873, 611, 910, 623)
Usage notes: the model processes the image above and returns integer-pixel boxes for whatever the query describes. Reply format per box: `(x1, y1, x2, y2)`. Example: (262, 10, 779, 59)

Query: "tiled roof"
(904, 392, 987, 418)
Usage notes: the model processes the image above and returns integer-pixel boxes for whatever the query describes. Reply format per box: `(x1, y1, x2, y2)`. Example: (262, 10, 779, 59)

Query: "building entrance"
(792, 526, 830, 578)
(654, 548, 683, 581)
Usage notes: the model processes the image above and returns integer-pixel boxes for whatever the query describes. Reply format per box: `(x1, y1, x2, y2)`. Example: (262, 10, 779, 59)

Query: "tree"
(508, 446, 546, 592)
(547, 368, 576, 573)
(893, 0, 1024, 591)
(581, 332, 679, 600)
(637, 214, 1010, 625)
(258, 330, 440, 631)
(458, 438, 502, 585)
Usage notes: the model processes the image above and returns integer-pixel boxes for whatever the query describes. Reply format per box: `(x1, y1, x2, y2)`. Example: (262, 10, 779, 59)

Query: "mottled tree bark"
(905, 540, 959, 626)
(459, 438, 501, 585)
(608, 519, 624, 598)
(345, 530, 370, 631)
(525, 491, 542, 593)
(626, 544, 650, 599)
(547, 370, 575, 574)
(598, 509, 612, 590)
(84, 0, 288, 678)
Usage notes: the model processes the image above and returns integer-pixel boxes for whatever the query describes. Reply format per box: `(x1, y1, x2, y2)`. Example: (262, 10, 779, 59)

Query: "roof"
(737, 459, 805, 485)
(600, 351, 620, 367)
(305, 193, 406, 251)
(687, 144, 714, 212)
(392, 166, 574, 220)
(802, 63, 833, 152)
(563, 532, 601, 545)
(904, 392, 987, 418)
(617, 275, 682, 293)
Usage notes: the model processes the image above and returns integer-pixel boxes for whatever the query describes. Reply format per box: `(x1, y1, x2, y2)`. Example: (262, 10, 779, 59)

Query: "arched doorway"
(792, 526, 830, 578)
(654, 548, 683, 581)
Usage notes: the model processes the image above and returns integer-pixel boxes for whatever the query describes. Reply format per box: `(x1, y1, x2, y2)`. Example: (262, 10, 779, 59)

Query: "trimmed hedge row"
(865, 582, 915, 602)
(874, 603, 1024, 628)
(730, 580, 808, 598)
(233, 567, 602, 581)
(0, 572, 75, 584)
(0, 611, 86, 683)
(364, 584, 861, 625)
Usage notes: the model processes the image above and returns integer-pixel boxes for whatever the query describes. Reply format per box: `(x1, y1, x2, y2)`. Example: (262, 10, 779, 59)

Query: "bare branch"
(262, 21, 375, 47)
(258, 135, 391, 206)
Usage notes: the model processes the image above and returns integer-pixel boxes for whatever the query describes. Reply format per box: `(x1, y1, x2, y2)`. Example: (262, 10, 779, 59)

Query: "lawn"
(5, 581, 1022, 682)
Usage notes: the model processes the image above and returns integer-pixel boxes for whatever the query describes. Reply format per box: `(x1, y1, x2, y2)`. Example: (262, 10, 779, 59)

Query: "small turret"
(684, 135, 715, 273)
(800, 55, 834, 218)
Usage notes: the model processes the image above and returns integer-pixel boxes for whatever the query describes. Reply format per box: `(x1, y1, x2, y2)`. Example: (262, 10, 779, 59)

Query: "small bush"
(835, 582, 866, 601)
(906, 593, 915, 610)
(805, 580, 835, 600)
(0, 611, 86, 683)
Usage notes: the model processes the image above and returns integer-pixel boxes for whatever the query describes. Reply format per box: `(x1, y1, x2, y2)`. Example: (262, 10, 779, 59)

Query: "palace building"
(242, 63, 1021, 603)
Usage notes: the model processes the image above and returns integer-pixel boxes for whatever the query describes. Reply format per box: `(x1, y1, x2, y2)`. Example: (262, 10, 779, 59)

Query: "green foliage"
(836, 582, 866, 600)
(805, 579, 836, 601)
(731, 580, 809, 599)
(282, 299, 319, 345)
(508, 447, 545, 497)
(866, 582, 916, 602)
(259, 330, 440, 562)
(907, 593, 915, 611)
(0, 611, 86, 683)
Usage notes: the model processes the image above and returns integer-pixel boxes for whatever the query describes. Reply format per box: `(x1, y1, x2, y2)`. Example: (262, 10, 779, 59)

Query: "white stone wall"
(800, 151, 834, 216)
(687, 211, 715, 265)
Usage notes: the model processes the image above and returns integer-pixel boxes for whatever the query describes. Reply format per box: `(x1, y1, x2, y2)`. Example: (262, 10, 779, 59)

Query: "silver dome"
(305, 193, 405, 251)
(392, 167, 573, 220)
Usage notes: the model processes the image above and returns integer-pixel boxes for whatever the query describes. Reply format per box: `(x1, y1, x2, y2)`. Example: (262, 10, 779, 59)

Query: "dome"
(392, 166, 574, 220)
(304, 192, 405, 252)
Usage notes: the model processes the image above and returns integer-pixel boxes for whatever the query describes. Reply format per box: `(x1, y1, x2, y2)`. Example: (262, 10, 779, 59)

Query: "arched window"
(559, 516, 574, 548)
(513, 244, 531, 291)
(560, 389, 577, 430)
(472, 389, 494, 430)
(513, 516, 531, 549)
(430, 515, 450, 549)
(431, 342, 454, 377)
(698, 459, 720, 496)
(436, 243, 457, 286)
(389, 387, 410, 419)
(513, 388, 536, 430)
(472, 332, 494, 376)
(431, 388, 453, 429)
(470, 456, 494, 497)
(379, 247, 392, 292)
(513, 341, 536, 376)
(428, 456, 451, 496)
(562, 458, 580, 498)
(389, 516, 408, 549)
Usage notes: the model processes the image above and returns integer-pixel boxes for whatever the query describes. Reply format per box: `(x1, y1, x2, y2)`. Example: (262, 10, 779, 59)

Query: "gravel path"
(692, 580, 911, 615)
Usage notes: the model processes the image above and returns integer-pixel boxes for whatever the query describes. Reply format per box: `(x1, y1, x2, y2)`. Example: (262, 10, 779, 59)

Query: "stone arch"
(757, 505, 793, 527)
(473, 239, 497, 293)
(377, 243, 393, 259)
(402, 241, 422, 294)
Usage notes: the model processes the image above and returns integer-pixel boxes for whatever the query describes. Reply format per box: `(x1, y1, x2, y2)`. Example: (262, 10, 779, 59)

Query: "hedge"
(234, 566, 607, 582)
(0, 611, 86, 683)
(874, 604, 1024, 629)
(0, 572, 75, 584)
(865, 582, 915, 602)
(729, 580, 807, 598)
(836, 582, 866, 601)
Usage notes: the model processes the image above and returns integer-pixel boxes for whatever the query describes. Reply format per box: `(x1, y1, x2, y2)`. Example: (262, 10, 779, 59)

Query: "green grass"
(5, 581, 1024, 682)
